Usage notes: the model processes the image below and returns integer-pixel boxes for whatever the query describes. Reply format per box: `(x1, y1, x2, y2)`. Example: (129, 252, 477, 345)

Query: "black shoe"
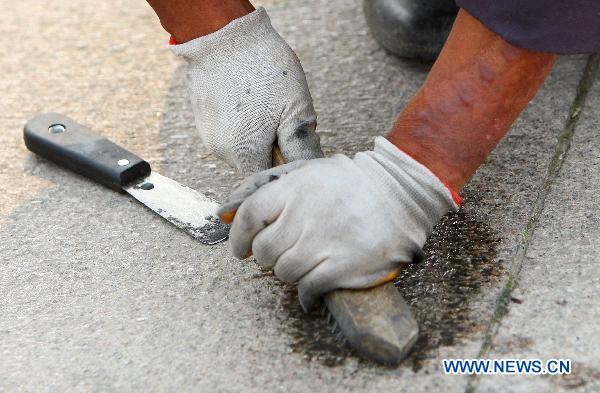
(363, 0, 458, 61)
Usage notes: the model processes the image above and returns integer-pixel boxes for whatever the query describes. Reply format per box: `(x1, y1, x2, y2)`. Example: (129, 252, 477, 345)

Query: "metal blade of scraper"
(23, 112, 229, 246)
(124, 172, 229, 245)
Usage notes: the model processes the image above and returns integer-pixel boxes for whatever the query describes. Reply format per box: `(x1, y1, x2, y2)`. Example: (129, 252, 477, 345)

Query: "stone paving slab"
(474, 58, 600, 393)
(0, 0, 596, 392)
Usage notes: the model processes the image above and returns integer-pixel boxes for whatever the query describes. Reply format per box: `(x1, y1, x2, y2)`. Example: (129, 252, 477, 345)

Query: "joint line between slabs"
(464, 53, 599, 393)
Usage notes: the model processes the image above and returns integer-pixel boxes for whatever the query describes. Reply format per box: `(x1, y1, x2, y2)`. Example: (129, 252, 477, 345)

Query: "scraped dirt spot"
(275, 195, 503, 369)
(397, 197, 503, 371)
(278, 285, 356, 367)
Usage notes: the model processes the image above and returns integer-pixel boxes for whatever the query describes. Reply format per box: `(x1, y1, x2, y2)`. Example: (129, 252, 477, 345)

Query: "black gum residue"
(279, 285, 355, 367)
(396, 203, 503, 371)
(278, 197, 503, 369)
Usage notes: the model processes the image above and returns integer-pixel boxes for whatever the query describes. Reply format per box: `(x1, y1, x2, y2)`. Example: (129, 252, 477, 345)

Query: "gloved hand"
(170, 7, 323, 176)
(218, 137, 460, 310)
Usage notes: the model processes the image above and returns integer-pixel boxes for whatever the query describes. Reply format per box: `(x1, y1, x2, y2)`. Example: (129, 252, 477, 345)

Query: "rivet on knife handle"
(272, 144, 419, 366)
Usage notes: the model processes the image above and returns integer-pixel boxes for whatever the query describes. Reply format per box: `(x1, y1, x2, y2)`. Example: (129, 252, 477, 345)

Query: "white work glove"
(218, 137, 460, 310)
(170, 7, 323, 176)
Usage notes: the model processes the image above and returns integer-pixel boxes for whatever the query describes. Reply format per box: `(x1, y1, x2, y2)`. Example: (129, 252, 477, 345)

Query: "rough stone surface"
(474, 68, 600, 393)
(0, 0, 597, 392)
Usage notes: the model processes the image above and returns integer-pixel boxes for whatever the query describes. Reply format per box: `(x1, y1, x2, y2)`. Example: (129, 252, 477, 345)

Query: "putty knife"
(24, 113, 228, 245)
(24, 113, 419, 366)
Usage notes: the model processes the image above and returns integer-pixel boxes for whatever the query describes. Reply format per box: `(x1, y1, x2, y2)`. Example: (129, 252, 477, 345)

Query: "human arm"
(219, 9, 557, 309)
(146, 1, 324, 175)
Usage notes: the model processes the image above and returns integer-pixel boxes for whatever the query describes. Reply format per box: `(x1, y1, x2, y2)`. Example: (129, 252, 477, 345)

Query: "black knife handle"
(24, 113, 150, 191)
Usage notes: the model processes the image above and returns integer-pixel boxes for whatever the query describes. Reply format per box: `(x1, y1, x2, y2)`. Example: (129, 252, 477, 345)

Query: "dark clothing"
(457, 0, 600, 54)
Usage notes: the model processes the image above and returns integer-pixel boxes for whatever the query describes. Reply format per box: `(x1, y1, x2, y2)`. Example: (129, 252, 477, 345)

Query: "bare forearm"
(388, 9, 557, 191)
(146, 0, 254, 43)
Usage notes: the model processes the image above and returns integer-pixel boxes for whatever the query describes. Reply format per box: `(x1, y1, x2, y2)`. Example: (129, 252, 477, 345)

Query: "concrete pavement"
(0, 0, 598, 392)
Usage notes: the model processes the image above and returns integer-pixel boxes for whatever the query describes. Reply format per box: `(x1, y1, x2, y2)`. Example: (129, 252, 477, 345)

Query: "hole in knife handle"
(135, 182, 154, 191)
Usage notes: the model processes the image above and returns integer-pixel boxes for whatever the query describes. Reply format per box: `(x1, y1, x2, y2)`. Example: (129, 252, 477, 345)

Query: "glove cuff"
(373, 137, 461, 209)
(359, 136, 460, 232)
(351, 136, 460, 263)
(169, 7, 273, 62)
